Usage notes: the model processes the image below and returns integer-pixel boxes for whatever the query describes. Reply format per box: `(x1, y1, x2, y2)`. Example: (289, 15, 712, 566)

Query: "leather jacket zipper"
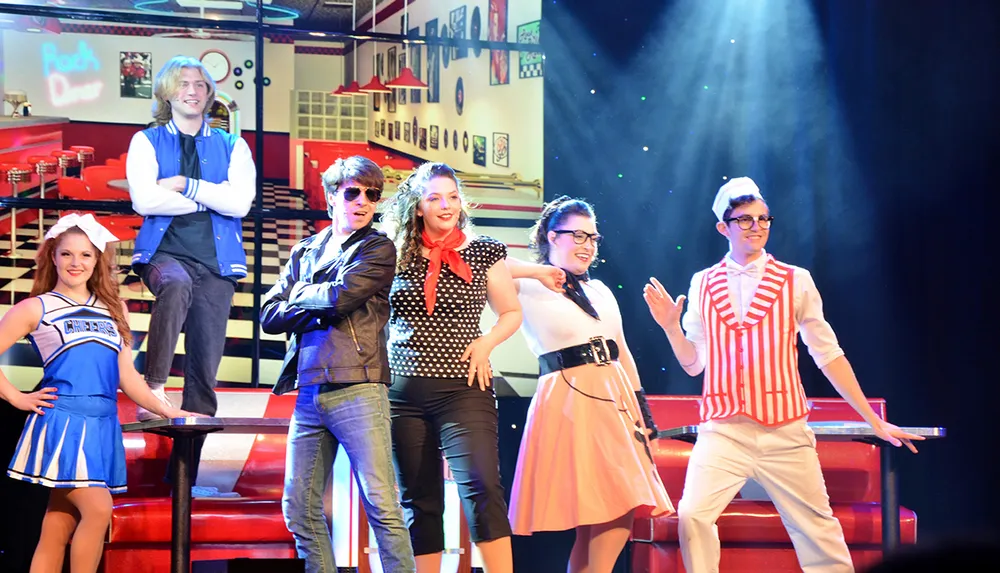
(346, 316, 363, 353)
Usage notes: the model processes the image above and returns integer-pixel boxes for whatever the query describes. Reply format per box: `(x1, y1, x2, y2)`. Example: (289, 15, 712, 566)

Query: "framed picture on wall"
(387, 47, 398, 113)
(409, 26, 422, 103)
(426, 18, 441, 102)
(381, 119, 386, 136)
(394, 121, 401, 138)
(398, 52, 407, 105)
(517, 20, 543, 79)
(492, 132, 509, 167)
(374, 52, 384, 111)
(450, 5, 468, 60)
(388, 123, 394, 141)
(430, 125, 439, 149)
(419, 127, 428, 150)
(488, 0, 509, 85)
(373, 119, 379, 137)
(120, 51, 153, 99)
(473, 135, 487, 166)
(404, 122, 411, 143)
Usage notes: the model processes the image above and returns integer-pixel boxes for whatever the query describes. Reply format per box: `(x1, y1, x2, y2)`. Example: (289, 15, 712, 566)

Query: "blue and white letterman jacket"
(126, 120, 256, 278)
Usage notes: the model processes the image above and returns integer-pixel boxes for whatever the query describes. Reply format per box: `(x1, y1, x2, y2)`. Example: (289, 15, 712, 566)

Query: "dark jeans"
(284, 383, 415, 573)
(389, 375, 512, 556)
(140, 252, 235, 483)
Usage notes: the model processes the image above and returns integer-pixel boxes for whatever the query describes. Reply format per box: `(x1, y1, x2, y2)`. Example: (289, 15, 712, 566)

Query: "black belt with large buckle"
(538, 337, 619, 376)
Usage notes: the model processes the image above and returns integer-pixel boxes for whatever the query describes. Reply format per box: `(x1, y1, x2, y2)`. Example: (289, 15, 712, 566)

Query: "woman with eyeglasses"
(506, 196, 674, 573)
(381, 162, 521, 573)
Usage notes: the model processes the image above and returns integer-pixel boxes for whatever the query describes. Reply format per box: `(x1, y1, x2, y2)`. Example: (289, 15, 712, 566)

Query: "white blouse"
(515, 277, 624, 357)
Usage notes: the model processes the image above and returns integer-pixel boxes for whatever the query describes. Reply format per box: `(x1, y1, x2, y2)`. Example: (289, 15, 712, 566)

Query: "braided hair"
(382, 162, 474, 272)
(528, 195, 596, 265)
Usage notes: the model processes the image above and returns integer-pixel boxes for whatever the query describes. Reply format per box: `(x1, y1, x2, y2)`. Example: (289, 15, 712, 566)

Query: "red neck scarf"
(422, 228, 473, 315)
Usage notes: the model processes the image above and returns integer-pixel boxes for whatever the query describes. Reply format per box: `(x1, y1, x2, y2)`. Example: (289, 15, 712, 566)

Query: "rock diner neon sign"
(42, 41, 104, 107)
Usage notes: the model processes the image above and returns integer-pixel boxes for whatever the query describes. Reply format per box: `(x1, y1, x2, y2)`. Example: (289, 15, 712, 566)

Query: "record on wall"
(470, 6, 483, 58)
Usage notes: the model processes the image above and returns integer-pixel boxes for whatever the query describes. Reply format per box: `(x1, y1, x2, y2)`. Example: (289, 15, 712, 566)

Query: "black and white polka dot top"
(388, 235, 508, 378)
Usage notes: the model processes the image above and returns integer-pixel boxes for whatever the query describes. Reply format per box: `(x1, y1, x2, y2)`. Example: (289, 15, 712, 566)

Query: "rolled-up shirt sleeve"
(795, 269, 845, 369)
(680, 270, 708, 375)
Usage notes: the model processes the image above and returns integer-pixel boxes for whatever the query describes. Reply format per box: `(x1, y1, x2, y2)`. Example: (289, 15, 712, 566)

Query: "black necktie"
(179, 133, 201, 179)
(562, 268, 600, 320)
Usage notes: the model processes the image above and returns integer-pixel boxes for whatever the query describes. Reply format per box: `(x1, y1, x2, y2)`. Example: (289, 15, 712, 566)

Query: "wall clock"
(200, 49, 231, 83)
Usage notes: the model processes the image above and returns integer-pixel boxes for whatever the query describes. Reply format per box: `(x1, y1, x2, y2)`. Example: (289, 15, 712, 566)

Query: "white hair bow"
(44, 213, 120, 252)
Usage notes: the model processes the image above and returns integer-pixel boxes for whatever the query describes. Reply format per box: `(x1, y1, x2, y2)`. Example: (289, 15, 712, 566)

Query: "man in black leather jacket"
(261, 156, 415, 573)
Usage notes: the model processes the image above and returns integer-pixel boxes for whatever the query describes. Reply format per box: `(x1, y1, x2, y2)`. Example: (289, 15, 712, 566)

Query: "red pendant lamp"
(358, 0, 392, 94)
(342, 80, 363, 94)
(386, 66, 428, 90)
(360, 75, 392, 93)
(386, 0, 428, 90)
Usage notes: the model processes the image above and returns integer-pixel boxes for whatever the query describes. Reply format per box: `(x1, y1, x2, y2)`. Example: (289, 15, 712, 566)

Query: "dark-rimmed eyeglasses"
(724, 215, 774, 230)
(553, 229, 603, 246)
(340, 186, 382, 202)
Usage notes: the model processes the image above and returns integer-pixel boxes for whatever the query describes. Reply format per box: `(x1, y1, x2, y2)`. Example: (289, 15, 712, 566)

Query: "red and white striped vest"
(698, 255, 810, 426)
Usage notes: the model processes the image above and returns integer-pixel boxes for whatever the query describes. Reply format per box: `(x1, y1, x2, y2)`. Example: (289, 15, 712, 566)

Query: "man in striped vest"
(642, 177, 923, 573)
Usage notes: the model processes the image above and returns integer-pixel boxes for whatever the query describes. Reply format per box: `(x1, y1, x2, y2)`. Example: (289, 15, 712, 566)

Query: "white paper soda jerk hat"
(712, 177, 764, 221)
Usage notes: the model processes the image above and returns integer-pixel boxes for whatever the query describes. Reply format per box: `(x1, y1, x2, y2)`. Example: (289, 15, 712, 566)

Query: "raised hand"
(643, 277, 686, 330)
(460, 337, 495, 391)
(10, 386, 58, 415)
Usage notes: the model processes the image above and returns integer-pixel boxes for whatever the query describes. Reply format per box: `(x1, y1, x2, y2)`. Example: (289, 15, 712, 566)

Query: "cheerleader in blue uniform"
(0, 214, 192, 573)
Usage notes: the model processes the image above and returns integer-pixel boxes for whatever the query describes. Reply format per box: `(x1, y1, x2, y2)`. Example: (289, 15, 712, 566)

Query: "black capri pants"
(389, 375, 513, 555)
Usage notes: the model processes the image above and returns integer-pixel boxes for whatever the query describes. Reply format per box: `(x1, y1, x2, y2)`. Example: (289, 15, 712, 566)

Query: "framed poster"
(517, 20, 543, 79)
(450, 5, 468, 60)
(120, 51, 152, 98)
(387, 47, 397, 113)
(488, 0, 509, 85)
(492, 132, 509, 167)
(472, 135, 487, 166)
(426, 19, 441, 102)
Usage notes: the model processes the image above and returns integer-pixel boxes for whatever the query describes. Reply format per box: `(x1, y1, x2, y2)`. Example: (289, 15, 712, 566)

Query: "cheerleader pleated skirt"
(7, 395, 127, 493)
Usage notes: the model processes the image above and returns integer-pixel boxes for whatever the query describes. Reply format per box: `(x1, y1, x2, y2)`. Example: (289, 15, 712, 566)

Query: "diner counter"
(0, 116, 70, 130)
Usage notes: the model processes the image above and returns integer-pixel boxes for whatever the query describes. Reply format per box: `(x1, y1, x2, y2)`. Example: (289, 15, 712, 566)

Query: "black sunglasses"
(339, 186, 382, 202)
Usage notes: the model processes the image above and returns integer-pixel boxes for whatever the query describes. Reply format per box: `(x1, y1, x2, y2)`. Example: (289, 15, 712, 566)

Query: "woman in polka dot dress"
(507, 197, 674, 572)
(383, 162, 521, 573)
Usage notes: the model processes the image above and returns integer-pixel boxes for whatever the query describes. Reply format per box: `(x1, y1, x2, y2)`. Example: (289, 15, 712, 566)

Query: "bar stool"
(1, 163, 34, 257)
(28, 156, 58, 237)
(70, 145, 95, 176)
(51, 150, 80, 179)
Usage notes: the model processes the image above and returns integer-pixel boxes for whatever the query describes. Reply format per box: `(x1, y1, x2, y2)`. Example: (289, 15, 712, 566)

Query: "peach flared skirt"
(508, 362, 674, 534)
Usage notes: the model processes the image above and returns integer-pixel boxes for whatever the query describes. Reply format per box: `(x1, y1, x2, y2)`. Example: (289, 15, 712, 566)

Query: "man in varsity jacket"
(643, 177, 923, 573)
(125, 55, 255, 487)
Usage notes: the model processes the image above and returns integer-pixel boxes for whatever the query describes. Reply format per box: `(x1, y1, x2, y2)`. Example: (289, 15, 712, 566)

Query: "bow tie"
(726, 265, 762, 279)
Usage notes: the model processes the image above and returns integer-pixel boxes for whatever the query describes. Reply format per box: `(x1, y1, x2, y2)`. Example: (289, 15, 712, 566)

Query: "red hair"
(30, 227, 133, 346)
